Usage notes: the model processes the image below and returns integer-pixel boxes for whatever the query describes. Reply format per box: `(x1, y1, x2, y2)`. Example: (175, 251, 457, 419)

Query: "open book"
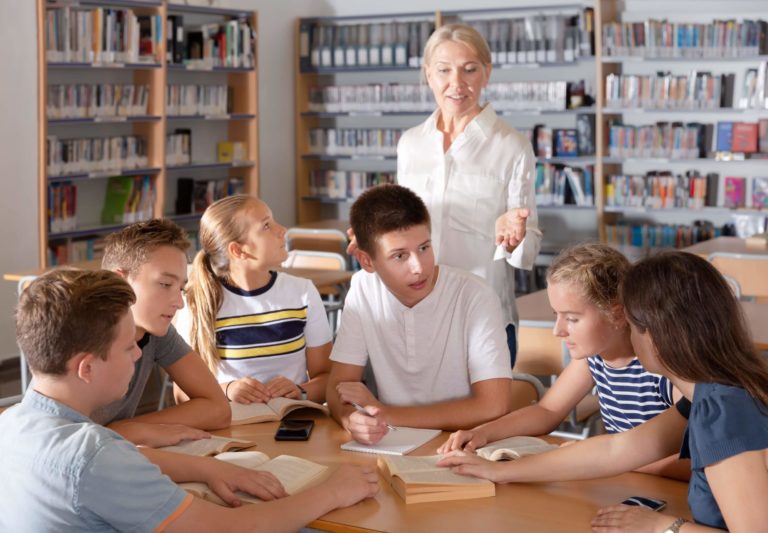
(475, 436, 557, 461)
(230, 397, 329, 425)
(378, 455, 495, 504)
(181, 451, 328, 505)
(159, 435, 257, 456)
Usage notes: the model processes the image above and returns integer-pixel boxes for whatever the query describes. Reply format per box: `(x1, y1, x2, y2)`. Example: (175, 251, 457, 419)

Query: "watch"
(663, 518, 688, 533)
(297, 384, 308, 401)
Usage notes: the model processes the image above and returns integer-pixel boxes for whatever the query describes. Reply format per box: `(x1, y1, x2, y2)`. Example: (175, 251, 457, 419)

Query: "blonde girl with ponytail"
(177, 194, 332, 404)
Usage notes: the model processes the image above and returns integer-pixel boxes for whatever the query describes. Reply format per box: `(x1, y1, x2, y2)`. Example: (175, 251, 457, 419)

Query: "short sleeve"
(153, 324, 192, 368)
(659, 376, 674, 406)
(78, 440, 191, 532)
(464, 282, 514, 383)
(303, 280, 333, 348)
(689, 385, 768, 470)
(329, 276, 368, 367)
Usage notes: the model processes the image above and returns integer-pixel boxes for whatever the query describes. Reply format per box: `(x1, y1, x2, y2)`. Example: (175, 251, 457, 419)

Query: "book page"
(254, 455, 328, 495)
(230, 401, 278, 425)
(214, 450, 271, 469)
(397, 469, 491, 486)
(381, 454, 443, 475)
(476, 436, 557, 461)
(267, 396, 329, 418)
(159, 436, 256, 456)
(341, 427, 442, 455)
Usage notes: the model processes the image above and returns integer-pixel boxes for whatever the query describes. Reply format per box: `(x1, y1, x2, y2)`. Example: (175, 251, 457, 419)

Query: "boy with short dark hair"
(327, 184, 513, 445)
(0, 269, 378, 532)
(98, 219, 230, 447)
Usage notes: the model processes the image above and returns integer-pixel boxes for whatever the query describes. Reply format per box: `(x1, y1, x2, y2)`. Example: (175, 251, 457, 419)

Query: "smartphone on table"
(621, 496, 667, 511)
(275, 419, 315, 441)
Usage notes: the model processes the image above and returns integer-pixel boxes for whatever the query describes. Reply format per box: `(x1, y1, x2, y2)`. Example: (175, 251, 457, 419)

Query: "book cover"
(723, 176, 746, 208)
(100, 176, 134, 224)
(716, 122, 734, 152)
(759, 119, 768, 153)
(752, 177, 768, 208)
(554, 129, 578, 157)
(731, 122, 758, 153)
(576, 114, 596, 155)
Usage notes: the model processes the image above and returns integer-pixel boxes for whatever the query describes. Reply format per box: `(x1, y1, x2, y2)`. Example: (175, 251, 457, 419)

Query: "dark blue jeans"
(506, 323, 517, 369)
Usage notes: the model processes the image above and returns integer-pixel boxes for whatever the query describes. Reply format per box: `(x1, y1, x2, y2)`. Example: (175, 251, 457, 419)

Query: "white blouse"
(396, 104, 541, 327)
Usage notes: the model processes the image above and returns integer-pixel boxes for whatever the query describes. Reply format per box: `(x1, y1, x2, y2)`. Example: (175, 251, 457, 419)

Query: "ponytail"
(187, 250, 224, 373)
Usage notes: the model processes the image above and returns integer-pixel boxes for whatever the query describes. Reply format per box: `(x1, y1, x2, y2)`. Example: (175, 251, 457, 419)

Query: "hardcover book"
(723, 176, 746, 208)
(230, 397, 329, 426)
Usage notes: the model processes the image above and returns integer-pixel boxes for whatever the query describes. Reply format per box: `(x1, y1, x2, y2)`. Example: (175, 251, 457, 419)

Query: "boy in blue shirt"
(0, 269, 377, 532)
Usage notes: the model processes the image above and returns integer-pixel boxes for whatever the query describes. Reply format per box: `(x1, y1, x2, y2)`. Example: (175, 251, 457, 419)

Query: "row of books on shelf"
(606, 220, 730, 250)
(520, 116, 596, 159)
(47, 84, 150, 120)
(48, 228, 202, 266)
(608, 119, 768, 158)
(48, 237, 105, 266)
(175, 177, 245, 215)
(602, 18, 768, 58)
(307, 170, 396, 199)
(300, 19, 435, 70)
(307, 80, 592, 114)
(47, 135, 148, 176)
(166, 15, 256, 69)
(308, 128, 402, 157)
(535, 164, 593, 207)
(100, 175, 156, 225)
(45, 7, 162, 64)
(605, 64, 768, 110)
(166, 130, 192, 167)
(605, 172, 768, 210)
(167, 84, 231, 116)
(448, 10, 595, 65)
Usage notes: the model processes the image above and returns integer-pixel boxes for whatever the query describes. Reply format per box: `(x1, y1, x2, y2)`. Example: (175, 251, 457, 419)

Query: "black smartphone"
(621, 496, 667, 512)
(275, 419, 315, 441)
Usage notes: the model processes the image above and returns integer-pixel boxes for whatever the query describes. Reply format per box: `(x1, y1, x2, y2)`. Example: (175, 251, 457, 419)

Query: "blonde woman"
(397, 23, 542, 365)
(176, 195, 332, 404)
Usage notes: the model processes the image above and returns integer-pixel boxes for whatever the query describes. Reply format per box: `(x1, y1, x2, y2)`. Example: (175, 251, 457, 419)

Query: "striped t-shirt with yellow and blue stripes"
(213, 272, 332, 385)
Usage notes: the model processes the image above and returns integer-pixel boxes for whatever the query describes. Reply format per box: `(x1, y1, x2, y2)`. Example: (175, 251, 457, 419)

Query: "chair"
(508, 372, 545, 411)
(707, 252, 768, 301)
(285, 227, 352, 268)
(282, 250, 348, 332)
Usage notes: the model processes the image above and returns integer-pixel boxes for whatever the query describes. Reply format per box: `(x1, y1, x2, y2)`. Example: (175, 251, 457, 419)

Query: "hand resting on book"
(227, 375, 303, 404)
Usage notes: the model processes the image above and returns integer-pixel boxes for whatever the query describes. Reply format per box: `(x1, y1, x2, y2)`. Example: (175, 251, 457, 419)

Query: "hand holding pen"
(349, 401, 397, 431)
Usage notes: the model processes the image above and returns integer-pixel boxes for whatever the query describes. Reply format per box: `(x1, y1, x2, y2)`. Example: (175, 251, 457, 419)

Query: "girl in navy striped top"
(439, 242, 688, 480)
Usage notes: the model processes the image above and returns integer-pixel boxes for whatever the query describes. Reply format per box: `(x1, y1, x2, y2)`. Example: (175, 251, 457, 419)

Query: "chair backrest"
(707, 252, 768, 299)
(509, 373, 545, 411)
(285, 228, 348, 255)
(282, 250, 347, 271)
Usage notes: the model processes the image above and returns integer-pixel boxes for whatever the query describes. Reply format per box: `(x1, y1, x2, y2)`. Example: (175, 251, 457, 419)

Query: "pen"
(348, 401, 397, 431)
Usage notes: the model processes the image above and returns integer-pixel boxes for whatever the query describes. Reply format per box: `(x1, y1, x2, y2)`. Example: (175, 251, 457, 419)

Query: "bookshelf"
(37, 0, 259, 267)
(294, 1, 768, 255)
(294, 5, 600, 253)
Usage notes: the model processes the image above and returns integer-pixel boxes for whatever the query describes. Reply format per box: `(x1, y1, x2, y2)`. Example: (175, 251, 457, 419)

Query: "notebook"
(340, 427, 442, 456)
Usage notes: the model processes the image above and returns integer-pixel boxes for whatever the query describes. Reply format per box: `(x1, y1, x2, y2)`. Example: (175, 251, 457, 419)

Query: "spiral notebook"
(340, 427, 442, 456)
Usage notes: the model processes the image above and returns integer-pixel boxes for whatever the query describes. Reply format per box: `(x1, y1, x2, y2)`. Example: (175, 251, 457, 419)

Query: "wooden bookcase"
(294, 0, 768, 255)
(36, 0, 259, 268)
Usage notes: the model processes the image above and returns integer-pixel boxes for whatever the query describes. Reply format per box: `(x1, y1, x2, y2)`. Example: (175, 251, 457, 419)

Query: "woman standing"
(397, 23, 541, 364)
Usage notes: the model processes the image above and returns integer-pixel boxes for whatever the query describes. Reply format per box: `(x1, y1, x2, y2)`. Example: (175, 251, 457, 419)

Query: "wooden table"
(683, 236, 766, 258)
(218, 413, 691, 533)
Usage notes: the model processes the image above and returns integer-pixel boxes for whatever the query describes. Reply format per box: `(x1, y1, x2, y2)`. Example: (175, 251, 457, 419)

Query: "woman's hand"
(436, 451, 503, 483)
(495, 208, 530, 253)
(591, 505, 675, 532)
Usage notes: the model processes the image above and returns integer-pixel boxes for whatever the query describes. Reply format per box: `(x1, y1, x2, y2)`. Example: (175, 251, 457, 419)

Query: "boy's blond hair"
(101, 219, 190, 275)
(16, 268, 135, 375)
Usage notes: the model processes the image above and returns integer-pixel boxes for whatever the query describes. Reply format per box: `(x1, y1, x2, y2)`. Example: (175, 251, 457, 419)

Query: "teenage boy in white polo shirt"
(327, 184, 513, 445)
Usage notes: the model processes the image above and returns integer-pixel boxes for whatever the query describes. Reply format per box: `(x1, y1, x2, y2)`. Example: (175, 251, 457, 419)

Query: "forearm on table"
(128, 397, 231, 430)
(474, 403, 570, 442)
